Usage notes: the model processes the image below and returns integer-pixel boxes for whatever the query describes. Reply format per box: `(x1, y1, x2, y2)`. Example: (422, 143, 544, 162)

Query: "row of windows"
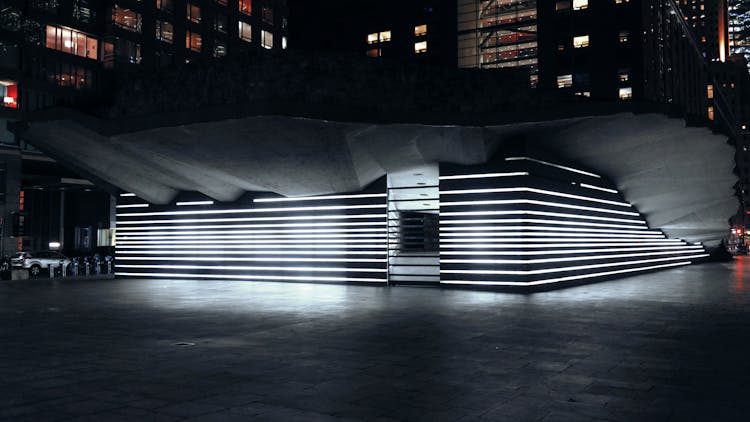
(556, 70, 631, 87)
(155, 0, 275, 25)
(556, 0, 630, 11)
(367, 25, 429, 44)
(557, 32, 629, 51)
(367, 41, 428, 57)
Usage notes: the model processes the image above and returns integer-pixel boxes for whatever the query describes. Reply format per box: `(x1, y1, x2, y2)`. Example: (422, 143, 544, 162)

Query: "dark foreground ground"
(2, 260, 750, 421)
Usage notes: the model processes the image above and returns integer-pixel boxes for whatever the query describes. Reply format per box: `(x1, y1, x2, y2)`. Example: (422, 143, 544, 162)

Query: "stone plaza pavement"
(2, 260, 750, 421)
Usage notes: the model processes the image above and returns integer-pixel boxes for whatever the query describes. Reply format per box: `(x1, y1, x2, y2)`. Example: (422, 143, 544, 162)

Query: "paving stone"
(1, 260, 750, 420)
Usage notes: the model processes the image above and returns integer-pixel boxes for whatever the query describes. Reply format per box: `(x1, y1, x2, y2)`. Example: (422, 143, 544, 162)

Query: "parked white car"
(11, 251, 71, 276)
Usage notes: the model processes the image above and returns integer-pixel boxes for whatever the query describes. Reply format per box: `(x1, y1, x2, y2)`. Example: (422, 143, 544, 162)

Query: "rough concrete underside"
(1, 260, 750, 421)
(18, 112, 735, 245)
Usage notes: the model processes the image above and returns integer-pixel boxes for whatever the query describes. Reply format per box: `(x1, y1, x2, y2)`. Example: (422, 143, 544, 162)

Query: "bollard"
(59, 260, 66, 278)
(85, 262, 90, 276)
(49, 264, 55, 278)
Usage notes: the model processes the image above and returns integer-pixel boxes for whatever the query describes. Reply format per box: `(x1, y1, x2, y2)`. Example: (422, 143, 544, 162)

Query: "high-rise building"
(0, 0, 288, 253)
(457, 0, 538, 86)
(730, 0, 750, 70)
(678, 0, 730, 62)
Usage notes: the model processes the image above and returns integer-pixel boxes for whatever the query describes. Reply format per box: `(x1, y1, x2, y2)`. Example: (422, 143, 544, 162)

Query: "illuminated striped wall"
(115, 183, 389, 284)
(438, 157, 709, 287)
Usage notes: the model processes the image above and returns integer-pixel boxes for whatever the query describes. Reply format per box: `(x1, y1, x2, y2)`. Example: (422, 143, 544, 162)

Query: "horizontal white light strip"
(438, 172, 529, 180)
(116, 221, 388, 231)
(118, 256, 387, 263)
(254, 193, 387, 203)
(118, 228, 387, 236)
(440, 232, 663, 239)
(117, 264, 387, 273)
(441, 238, 681, 244)
(116, 204, 149, 209)
(117, 233, 387, 241)
(115, 272, 387, 283)
(119, 193, 136, 197)
(441, 262, 690, 287)
(176, 201, 215, 206)
(117, 250, 388, 255)
(117, 213, 388, 225)
(439, 187, 630, 207)
(440, 218, 648, 229)
(580, 183, 618, 194)
(440, 211, 645, 224)
(117, 238, 386, 245)
(440, 225, 659, 235)
(505, 157, 601, 178)
(440, 245, 704, 256)
(439, 199, 640, 217)
(440, 254, 708, 275)
(116, 244, 386, 249)
(117, 204, 386, 218)
(441, 249, 706, 265)
(441, 242, 686, 249)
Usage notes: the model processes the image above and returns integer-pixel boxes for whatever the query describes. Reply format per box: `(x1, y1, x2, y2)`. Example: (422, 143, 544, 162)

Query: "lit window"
(112, 6, 142, 32)
(618, 68, 630, 82)
(185, 30, 201, 52)
(575, 91, 591, 97)
(573, 35, 589, 48)
(556, 1, 571, 11)
(367, 48, 380, 57)
(186, 2, 201, 23)
(213, 40, 226, 58)
(379, 31, 391, 42)
(367, 33, 378, 44)
(214, 13, 227, 33)
(619, 30, 629, 43)
(414, 24, 427, 37)
(45, 25, 98, 60)
(707, 84, 714, 99)
(156, 0, 173, 12)
(557, 74, 573, 88)
(238, 21, 251, 42)
(615, 0, 630, 4)
(414, 41, 427, 54)
(619, 87, 633, 100)
(573, 0, 588, 10)
(155, 20, 173, 43)
(0, 81, 18, 109)
(282, 36, 287, 49)
(708, 106, 715, 120)
(261, 30, 273, 49)
(239, 0, 251, 15)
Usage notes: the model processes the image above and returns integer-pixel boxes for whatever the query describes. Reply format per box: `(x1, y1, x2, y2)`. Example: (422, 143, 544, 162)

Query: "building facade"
(457, 0, 538, 86)
(0, 0, 288, 257)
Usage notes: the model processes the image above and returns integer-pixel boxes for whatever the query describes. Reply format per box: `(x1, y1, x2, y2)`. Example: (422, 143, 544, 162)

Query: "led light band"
(440, 225, 660, 235)
(117, 204, 386, 218)
(117, 250, 388, 255)
(440, 242, 686, 249)
(440, 232, 663, 239)
(119, 193, 137, 197)
(440, 210, 646, 224)
(176, 201, 215, 206)
(505, 157, 601, 178)
(440, 262, 690, 286)
(439, 187, 630, 207)
(115, 272, 387, 283)
(118, 256, 387, 263)
(116, 213, 388, 225)
(116, 204, 149, 209)
(439, 199, 640, 216)
(117, 264, 387, 273)
(441, 249, 707, 265)
(441, 254, 708, 275)
(438, 172, 530, 180)
(254, 193, 387, 203)
(116, 233, 387, 241)
(580, 183, 618, 194)
(117, 228, 388, 236)
(440, 245, 704, 256)
(439, 218, 649, 230)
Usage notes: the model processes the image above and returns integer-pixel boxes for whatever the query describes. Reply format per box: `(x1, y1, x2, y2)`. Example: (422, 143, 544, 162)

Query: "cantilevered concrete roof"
(8, 51, 738, 246)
